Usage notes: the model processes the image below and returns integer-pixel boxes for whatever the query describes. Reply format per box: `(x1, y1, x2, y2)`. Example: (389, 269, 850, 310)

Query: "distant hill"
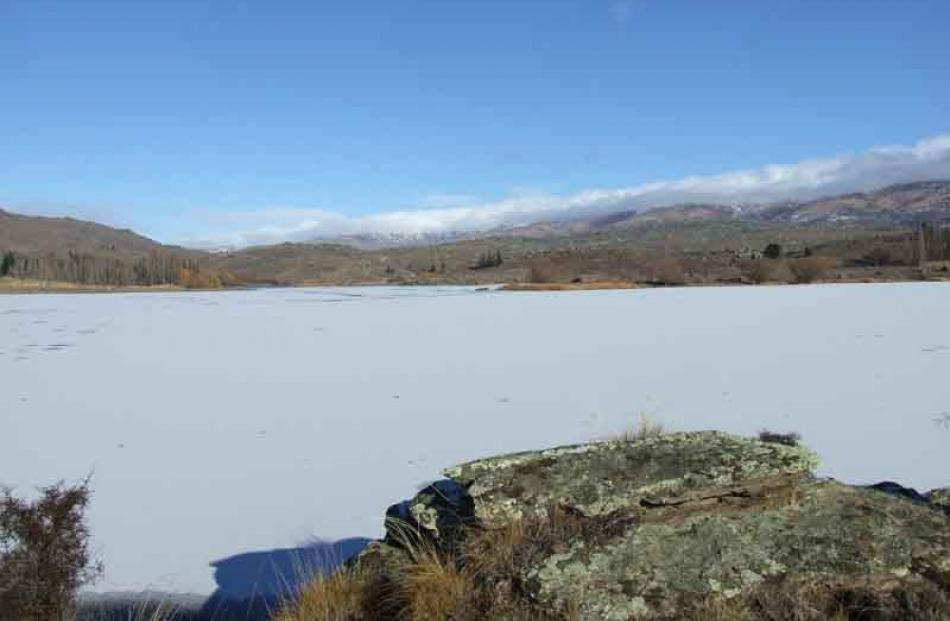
(0, 209, 168, 254)
(0, 208, 211, 287)
(487, 180, 950, 238)
(751, 180, 950, 225)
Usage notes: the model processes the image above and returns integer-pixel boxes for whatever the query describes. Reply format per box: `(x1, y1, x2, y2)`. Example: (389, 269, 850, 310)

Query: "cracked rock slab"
(525, 481, 950, 620)
(443, 431, 819, 526)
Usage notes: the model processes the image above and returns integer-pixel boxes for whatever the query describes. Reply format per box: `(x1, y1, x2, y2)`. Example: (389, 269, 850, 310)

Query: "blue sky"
(1, 0, 949, 246)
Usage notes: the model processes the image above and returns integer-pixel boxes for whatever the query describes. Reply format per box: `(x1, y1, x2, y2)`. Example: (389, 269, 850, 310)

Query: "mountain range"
(2, 180, 949, 288)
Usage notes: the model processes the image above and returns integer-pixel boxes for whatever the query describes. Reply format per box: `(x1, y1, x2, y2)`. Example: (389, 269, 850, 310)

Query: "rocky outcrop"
(929, 487, 950, 512)
(373, 431, 950, 620)
(443, 431, 818, 526)
(526, 480, 950, 619)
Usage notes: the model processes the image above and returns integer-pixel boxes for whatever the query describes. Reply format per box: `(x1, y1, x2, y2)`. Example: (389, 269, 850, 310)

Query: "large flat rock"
(524, 480, 950, 619)
(443, 431, 819, 525)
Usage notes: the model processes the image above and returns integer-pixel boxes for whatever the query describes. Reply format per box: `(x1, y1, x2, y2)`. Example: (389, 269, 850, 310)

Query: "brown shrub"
(0, 480, 100, 621)
(643, 257, 687, 285)
(526, 260, 559, 284)
(746, 259, 775, 284)
(788, 256, 837, 284)
(177, 267, 223, 289)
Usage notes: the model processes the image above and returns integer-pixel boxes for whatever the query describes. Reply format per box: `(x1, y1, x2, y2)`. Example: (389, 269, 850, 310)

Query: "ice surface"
(2, 283, 948, 595)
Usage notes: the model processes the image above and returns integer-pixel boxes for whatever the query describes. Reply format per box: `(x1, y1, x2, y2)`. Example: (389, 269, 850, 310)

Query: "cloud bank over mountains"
(186, 134, 950, 248)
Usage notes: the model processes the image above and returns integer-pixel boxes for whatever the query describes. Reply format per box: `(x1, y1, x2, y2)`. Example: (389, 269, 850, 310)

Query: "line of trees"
(0, 249, 223, 287)
(472, 250, 503, 270)
(1, 251, 14, 276)
(918, 223, 950, 262)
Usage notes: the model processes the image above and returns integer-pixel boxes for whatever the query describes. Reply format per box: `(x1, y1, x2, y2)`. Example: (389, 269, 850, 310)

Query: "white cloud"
(183, 134, 950, 248)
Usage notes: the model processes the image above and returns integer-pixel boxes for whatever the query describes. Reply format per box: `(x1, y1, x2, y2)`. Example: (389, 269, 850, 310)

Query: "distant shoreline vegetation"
(3, 181, 950, 294)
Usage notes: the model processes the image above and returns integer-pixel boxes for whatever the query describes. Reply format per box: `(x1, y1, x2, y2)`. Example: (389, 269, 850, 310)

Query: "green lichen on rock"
(370, 431, 950, 620)
(443, 431, 819, 525)
(930, 486, 950, 513)
(525, 480, 950, 620)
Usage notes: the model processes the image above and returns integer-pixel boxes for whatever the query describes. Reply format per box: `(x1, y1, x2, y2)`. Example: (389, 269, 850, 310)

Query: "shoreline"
(2, 273, 948, 295)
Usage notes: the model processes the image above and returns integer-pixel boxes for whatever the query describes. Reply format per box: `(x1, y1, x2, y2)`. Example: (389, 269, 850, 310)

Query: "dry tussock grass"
(272, 566, 369, 621)
(604, 414, 667, 443)
(273, 509, 587, 621)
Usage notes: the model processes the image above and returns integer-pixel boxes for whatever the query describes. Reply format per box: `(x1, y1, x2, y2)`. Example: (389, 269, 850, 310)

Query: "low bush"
(527, 260, 559, 283)
(745, 259, 776, 284)
(788, 256, 837, 283)
(0, 480, 100, 621)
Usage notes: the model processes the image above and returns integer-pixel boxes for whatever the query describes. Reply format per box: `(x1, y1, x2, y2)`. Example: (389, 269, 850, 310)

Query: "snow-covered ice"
(2, 283, 949, 596)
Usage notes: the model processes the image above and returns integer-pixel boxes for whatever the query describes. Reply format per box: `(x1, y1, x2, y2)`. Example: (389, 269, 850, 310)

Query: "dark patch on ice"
(285, 298, 353, 304)
(77, 328, 98, 335)
(301, 290, 363, 298)
(43, 343, 72, 351)
(921, 344, 948, 353)
(199, 537, 372, 621)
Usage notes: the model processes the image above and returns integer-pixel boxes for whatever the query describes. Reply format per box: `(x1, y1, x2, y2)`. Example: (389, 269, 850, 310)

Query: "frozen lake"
(2, 283, 949, 599)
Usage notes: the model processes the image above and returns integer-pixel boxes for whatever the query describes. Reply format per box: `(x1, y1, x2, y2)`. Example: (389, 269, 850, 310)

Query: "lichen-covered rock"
(370, 431, 949, 619)
(443, 431, 819, 526)
(929, 486, 950, 513)
(524, 480, 950, 620)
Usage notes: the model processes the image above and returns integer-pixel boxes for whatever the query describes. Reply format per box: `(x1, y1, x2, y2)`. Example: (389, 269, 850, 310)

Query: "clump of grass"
(77, 597, 184, 621)
(402, 549, 472, 621)
(276, 510, 584, 621)
(462, 505, 589, 584)
(758, 430, 802, 447)
(606, 414, 667, 443)
(272, 565, 370, 621)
